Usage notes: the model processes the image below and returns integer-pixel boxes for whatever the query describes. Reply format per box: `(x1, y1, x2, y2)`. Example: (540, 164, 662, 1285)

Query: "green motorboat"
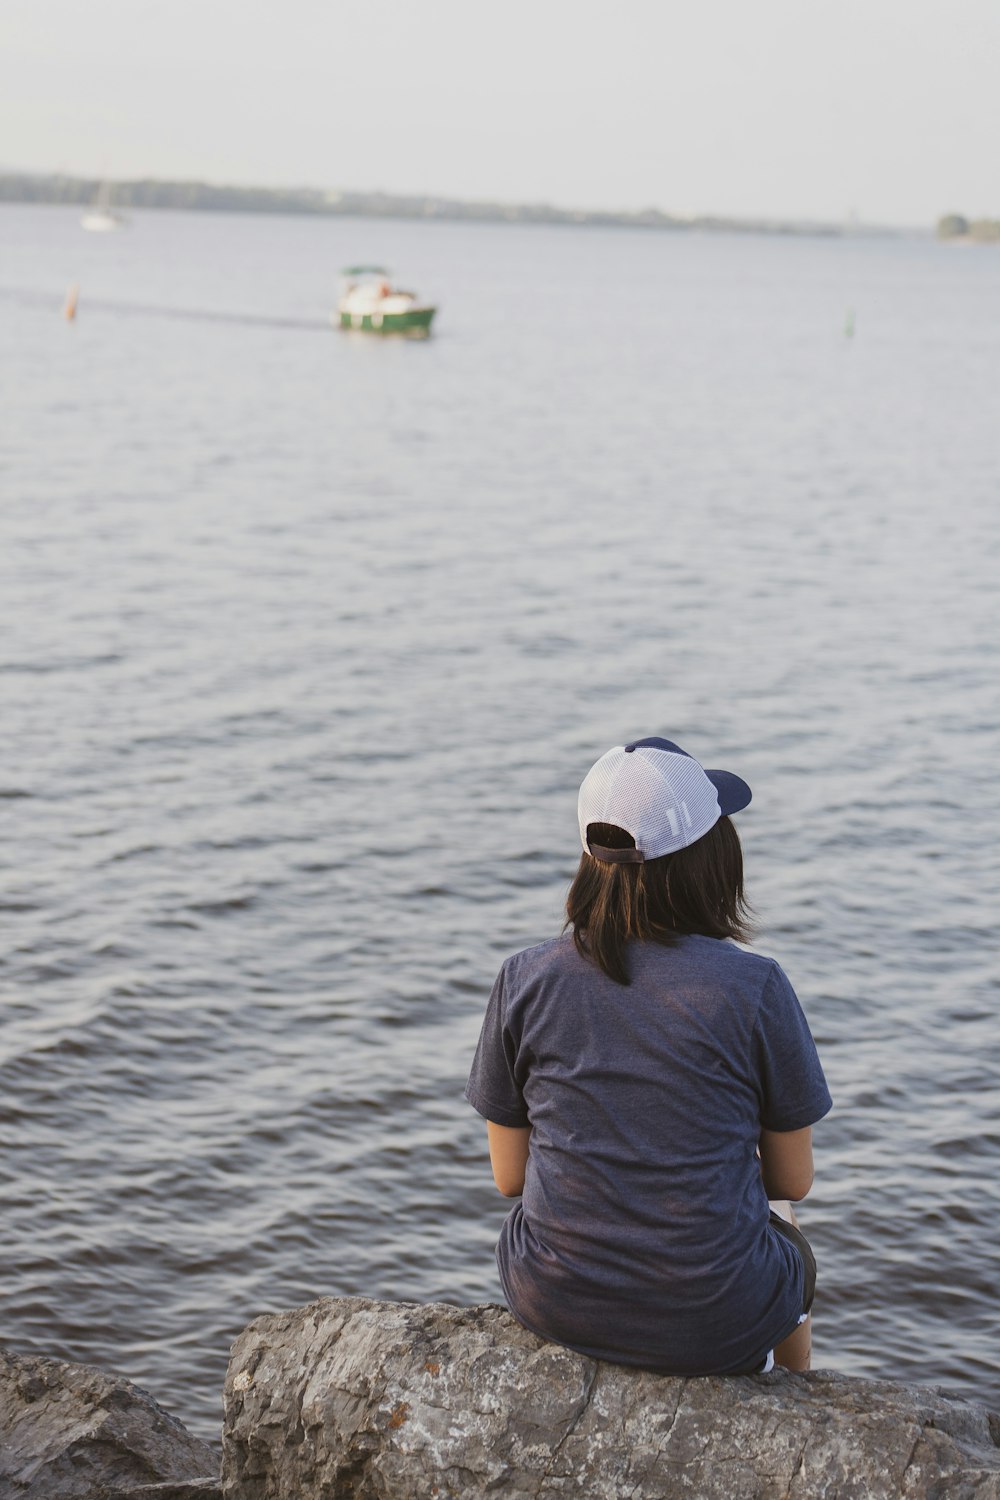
(336, 266, 437, 335)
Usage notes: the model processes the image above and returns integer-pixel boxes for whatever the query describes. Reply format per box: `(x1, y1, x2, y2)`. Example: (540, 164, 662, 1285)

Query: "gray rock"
(0, 1348, 220, 1500)
(99, 1482, 221, 1500)
(99, 1482, 222, 1500)
(221, 1296, 1000, 1500)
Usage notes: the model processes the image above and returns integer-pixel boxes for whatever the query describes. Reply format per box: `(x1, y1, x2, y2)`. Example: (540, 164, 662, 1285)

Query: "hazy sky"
(3, 0, 998, 226)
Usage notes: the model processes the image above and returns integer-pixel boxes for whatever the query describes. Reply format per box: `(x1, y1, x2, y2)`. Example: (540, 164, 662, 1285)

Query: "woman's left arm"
(758, 1125, 814, 1202)
(487, 1121, 532, 1197)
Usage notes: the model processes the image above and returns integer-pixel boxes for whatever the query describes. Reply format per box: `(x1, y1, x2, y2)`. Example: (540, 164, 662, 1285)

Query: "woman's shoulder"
(644, 934, 789, 988)
(504, 930, 576, 967)
(499, 931, 580, 987)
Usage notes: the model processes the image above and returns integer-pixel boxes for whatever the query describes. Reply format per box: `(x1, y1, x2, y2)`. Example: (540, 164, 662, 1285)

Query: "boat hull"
(338, 306, 436, 335)
(81, 212, 126, 233)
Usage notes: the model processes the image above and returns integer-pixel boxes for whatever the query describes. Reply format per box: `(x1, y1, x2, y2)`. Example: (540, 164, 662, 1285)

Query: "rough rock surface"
(222, 1296, 1000, 1500)
(0, 1348, 220, 1500)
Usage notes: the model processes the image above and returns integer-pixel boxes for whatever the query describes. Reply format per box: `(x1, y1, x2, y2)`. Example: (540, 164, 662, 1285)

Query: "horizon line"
(0, 166, 937, 236)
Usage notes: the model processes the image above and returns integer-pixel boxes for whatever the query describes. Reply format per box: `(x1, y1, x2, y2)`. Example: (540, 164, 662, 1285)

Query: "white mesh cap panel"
(578, 745, 722, 858)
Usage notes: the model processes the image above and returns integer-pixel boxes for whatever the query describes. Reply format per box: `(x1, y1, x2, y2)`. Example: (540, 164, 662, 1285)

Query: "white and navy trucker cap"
(578, 737, 752, 863)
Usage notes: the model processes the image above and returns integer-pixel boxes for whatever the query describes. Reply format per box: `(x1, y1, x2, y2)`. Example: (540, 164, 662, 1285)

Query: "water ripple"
(1, 207, 998, 1434)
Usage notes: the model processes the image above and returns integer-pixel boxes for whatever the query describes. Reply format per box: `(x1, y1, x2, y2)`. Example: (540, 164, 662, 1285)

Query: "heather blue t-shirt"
(465, 932, 832, 1375)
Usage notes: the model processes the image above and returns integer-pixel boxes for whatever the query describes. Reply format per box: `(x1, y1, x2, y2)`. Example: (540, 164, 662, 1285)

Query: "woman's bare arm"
(486, 1121, 532, 1197)
(758, 1125, 814, 1202)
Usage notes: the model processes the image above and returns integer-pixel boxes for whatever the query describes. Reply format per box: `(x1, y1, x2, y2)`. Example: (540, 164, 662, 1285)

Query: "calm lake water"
(1, 204, 998, 1439)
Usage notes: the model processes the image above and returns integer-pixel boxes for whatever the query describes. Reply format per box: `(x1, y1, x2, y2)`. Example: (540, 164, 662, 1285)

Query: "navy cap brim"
(705, 768, 752, 816)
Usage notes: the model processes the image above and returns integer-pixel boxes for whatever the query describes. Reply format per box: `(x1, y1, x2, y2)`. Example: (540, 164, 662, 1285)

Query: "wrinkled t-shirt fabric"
(465, 932, 832, 1375)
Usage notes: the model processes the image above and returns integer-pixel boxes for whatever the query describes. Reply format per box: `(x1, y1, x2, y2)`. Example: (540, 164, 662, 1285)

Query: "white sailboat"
(81, 181, 127, 233)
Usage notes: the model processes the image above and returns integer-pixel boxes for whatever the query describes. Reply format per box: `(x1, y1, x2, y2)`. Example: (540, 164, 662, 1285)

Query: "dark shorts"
(769, 1210, 817, 1315)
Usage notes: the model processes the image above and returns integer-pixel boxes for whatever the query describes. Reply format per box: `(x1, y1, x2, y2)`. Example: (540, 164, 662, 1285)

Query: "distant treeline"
(2, 172, 345, 217)
(937, 214, 1000, 243)
(1, 170, 854, 237)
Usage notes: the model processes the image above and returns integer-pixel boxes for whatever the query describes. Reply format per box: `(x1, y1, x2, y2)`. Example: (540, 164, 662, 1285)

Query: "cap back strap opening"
(587, 843, 646, 864)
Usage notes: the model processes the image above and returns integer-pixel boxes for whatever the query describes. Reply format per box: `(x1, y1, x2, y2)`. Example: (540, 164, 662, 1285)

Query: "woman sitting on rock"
(466, 737, 831, 1376)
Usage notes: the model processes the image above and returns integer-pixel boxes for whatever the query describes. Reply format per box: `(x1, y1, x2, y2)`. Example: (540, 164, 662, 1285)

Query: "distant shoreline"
(0, 170, 907, 239)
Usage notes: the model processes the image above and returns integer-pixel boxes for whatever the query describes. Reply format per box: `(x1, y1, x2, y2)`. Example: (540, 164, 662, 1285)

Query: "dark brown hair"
(566, 817, 752, 985)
